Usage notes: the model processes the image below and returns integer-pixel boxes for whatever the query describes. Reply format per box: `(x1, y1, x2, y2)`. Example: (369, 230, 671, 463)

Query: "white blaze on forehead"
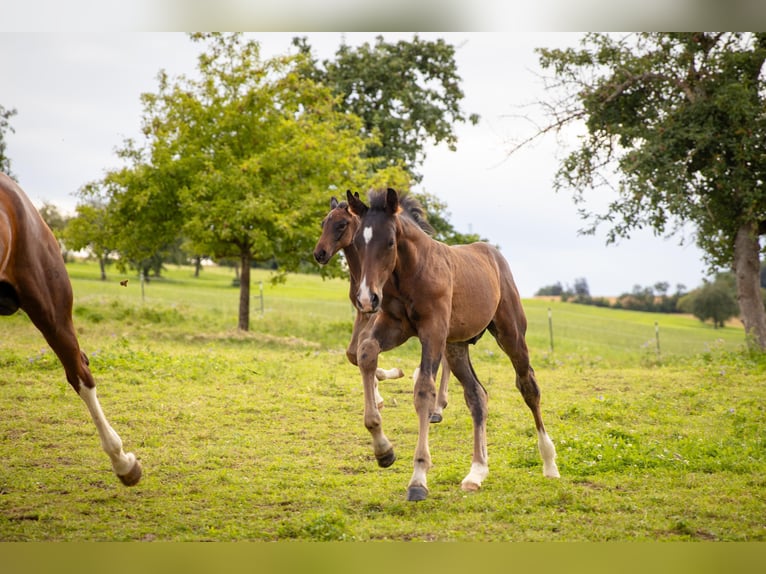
(363, 225, 373, 245)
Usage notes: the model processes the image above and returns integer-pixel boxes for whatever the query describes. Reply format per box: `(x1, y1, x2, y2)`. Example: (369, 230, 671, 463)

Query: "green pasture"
(0, 261, 764, 541)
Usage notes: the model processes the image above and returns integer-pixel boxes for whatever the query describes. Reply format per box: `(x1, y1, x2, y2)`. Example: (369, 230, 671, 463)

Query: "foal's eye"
(387, 238, 395, 249)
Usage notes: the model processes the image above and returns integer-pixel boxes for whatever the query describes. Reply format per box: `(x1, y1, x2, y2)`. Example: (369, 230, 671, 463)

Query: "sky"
(1, 32, 713, 297)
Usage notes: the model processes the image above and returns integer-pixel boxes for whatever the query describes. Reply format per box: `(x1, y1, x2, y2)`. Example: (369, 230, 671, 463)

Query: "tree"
(64, 188, 116, 280)
(0, 104, 17, 177)
(293, 35, 479, 183)
(680, 275, 740, 328)
(535, 282, 564, 297)
(532, 33, 766, 348)
(38, 202, 69, 259)
(108, 33, 385, 331)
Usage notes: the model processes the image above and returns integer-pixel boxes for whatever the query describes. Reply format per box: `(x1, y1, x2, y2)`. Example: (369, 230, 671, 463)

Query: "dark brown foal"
(348, 188, 558, 501)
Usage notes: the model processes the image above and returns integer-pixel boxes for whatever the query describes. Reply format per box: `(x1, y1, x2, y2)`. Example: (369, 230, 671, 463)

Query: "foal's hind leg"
(445, 343, 489, 491)
(489, 313, 559, 479)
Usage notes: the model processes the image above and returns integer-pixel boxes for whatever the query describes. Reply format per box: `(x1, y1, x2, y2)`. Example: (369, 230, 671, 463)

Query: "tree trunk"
(238, 249, 251, 331)
(98, 256, 107, 280)
(194, 256, 201, 278)
(733, 222, 766, 349)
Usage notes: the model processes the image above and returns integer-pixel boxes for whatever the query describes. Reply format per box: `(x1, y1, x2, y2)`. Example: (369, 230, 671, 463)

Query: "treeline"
(536, 272, 766, 328)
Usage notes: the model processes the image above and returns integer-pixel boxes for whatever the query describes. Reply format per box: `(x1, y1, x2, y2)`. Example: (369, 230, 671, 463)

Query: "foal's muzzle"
(356, 291, 380, 314)
(313, 248, 329, 265)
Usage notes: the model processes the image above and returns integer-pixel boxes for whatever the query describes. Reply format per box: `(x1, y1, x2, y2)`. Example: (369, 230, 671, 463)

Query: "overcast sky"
(1, 32, 711, 297)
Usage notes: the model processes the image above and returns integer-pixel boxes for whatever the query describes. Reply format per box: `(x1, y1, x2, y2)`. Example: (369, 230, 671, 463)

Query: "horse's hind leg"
(489, 311, 559, 479)
(445, 343, 489, 491)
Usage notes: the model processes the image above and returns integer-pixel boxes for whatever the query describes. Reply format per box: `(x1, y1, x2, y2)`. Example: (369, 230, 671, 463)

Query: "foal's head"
(347, 188, 402, 314)
(313, 196, 360, 265)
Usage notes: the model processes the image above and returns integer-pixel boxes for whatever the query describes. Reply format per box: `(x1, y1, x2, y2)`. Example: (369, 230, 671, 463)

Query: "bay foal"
(0, 172, 141, 485)
(348, 188, 558, 501)
(313, 196, 450, 421)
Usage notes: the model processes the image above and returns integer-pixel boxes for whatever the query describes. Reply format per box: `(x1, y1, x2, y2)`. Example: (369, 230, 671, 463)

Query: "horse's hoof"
(376, 449, 396, 468)
(406, 485, 428, 501)
(117, 459, 142, 486)
(460, 481, 480, 492)
(430, 412, 443, 424)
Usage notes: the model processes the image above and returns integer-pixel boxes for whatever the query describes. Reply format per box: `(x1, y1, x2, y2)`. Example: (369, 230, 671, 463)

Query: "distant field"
(0, 261, 763, 541)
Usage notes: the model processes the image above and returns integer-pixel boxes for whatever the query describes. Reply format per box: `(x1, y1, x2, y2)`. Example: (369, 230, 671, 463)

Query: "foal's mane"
(367, 189, 434, 236)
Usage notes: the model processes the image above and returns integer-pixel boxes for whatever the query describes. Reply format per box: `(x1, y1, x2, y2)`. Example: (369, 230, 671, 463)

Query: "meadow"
(0, 261, 764, 541)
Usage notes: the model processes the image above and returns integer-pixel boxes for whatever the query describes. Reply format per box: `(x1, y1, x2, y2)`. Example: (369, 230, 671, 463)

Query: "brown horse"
(313, 195, 450, 422)
(347, 188, 559, 501)
(0, 172, 141, 486)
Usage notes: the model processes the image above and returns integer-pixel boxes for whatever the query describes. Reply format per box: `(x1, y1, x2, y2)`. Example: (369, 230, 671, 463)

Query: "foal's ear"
(346, 189, 367, 216)
(330, 197, 339, 209)
(385, 188, 400, 215)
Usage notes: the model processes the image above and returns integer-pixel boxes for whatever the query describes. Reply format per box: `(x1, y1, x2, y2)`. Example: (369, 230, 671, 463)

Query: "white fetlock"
(538, 430, 560, 478)
(461, 462, 489, 491)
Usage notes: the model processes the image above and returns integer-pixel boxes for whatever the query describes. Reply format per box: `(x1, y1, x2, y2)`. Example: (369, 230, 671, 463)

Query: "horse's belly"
(447, 290, 498, 342)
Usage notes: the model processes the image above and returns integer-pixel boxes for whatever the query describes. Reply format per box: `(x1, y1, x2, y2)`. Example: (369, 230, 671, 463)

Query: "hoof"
(429, 412, 443, 424)
(460, 481, 480, 492)
(117, 459, 142, 486)
(544, 465, 561, 479)
(376, 449, 396, 468)
(406, 485, 428, 501)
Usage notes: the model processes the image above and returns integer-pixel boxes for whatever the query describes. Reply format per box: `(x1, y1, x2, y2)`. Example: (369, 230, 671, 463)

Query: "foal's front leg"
(357, 335, 396, 467)
(407, 340, 443, 501)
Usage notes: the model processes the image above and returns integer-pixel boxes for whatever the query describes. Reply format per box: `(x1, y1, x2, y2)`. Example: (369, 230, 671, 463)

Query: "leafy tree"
(38, 202, 69, 259)
(64, 188, 117, 280)
(532, 33, 766, 348)
(680, 275, 740, 328)
(0, 104, 17, 177)
(97, 160, 184, 280)
(293, 35, 479, 183)
(535, 282, 564, 297)
(108, 33, 385, 331)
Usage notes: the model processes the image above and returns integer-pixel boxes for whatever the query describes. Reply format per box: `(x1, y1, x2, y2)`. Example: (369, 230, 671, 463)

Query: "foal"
(0, 172, 141, 485)
(347, 188, 558, 501)
(313, 196, 450, 421)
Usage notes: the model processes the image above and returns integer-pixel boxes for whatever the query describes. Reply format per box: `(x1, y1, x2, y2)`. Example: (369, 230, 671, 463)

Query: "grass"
(0, 261, 764, 541)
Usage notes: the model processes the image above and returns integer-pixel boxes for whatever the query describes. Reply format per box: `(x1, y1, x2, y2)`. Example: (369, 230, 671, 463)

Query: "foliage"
(534, 33, 766, 347)
(293, 34, 479, 183)
(678, 273, 741, 328)
(37, 202, 70, 260)
(0, 261, 763, 542)
(101, 33, 398, 330)
(0, 104, 16, 177)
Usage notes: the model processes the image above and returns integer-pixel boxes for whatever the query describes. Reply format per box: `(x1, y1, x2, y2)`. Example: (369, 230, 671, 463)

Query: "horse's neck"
(396, 221, 436, 275)
(342, 244, 361, 289)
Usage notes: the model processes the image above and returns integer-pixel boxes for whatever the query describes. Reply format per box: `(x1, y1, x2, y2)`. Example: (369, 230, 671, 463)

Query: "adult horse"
(313, 195, 450, 422)
(0, 172, 141, 486)
(347, 188, 558, 501)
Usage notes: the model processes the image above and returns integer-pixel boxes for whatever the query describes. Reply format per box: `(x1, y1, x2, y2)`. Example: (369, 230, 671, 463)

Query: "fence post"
(259, 280, 264, 316)
(548, 307, 554, 355)
(655, 321, 661, 362)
